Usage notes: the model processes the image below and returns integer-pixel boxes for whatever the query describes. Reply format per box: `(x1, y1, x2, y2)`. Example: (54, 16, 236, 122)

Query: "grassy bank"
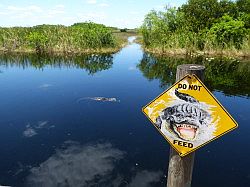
(0, 22, 134, 55)
(140, 0, 250, 58)
(143, 44, 250, 59)
(113, 29, 137, 44)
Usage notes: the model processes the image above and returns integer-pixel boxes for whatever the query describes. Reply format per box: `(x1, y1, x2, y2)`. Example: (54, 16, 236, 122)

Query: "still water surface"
(0, 37, 250, 187)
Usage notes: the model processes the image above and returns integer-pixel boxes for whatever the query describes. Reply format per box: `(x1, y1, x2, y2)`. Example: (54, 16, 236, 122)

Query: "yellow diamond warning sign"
(142, 74, 238, 157)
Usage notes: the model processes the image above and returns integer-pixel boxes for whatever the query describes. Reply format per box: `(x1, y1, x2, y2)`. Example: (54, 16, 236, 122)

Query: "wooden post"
(167, 64, 205, 187)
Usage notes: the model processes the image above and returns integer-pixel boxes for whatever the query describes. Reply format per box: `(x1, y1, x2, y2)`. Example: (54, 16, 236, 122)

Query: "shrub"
(27, 32, 48, 53)
(208, 15, 247, 49)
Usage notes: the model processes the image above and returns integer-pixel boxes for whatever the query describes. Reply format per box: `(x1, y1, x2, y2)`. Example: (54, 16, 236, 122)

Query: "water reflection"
(0, 53, 114, 75)
(25, 142, 162, 187)
(138, 53, 250, 97)
(23, 121, 54, 138)
(38, 84, 53, 89)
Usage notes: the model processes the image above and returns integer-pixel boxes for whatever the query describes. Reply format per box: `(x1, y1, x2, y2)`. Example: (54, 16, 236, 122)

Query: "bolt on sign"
(142, 74, 238, 157)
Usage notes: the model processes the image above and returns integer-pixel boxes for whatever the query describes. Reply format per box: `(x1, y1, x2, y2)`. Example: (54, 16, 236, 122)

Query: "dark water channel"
(0, 37, 250, 187)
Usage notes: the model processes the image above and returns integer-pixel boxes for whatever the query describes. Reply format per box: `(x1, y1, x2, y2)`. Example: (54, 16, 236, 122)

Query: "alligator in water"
(77, 97, 119, 103)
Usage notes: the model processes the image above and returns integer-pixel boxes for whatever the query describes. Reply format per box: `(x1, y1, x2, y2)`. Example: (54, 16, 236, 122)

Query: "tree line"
(140, 0, 250, 55)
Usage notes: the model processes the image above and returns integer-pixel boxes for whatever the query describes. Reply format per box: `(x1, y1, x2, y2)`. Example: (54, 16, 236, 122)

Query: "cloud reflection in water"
(23, 124, 37, 138)
(38, 84, 53, 89)
(25, 141, 162, 187)
(23, 121, 54, 138)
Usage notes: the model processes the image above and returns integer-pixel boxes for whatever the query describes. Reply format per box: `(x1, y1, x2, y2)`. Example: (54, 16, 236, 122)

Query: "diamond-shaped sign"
(142, 74, 238, 157)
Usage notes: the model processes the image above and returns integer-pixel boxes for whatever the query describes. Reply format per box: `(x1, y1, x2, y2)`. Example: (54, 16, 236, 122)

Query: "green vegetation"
(140, 0, 250, 57)
(0, 22, 132, 54)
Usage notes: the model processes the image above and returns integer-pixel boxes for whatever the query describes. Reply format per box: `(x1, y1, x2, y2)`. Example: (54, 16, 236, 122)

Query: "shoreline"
(0, 34, 136, 56)
(143, 47, 250, 60)
(1, 41, 249, 61)
(0, 44, 126, 56)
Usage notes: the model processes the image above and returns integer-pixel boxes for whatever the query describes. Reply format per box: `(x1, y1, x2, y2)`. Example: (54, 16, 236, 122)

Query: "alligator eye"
(176, 114, 183, 118)
(200, 120, 206, 125)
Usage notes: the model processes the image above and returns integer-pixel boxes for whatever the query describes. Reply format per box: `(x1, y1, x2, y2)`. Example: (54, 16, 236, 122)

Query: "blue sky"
(0, 0, 187, 28)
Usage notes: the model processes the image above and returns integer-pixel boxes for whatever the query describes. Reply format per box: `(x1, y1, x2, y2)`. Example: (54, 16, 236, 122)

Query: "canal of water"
(0, 37, 250, 187)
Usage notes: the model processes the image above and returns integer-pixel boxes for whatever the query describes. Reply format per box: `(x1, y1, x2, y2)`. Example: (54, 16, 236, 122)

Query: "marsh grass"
(142, 31, 250, 58)
(0, 23, 132, 54)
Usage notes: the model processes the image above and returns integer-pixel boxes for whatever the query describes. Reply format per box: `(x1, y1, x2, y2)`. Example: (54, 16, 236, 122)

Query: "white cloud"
(86, 0, 97, 4)
(7, 5, 21, 11)
(55, 4, 65, 9)
(7, 5, 43, 13)
(48, 4, 65, 15)
(48, 9, 65, 15)
(0, 12, 9, 15)
(2, 5, 43, 20)
(27, 5, 43, 12)
(1, 4, 66, 22)
(98, 3, 109, 7)
(85, 0, 109, 7)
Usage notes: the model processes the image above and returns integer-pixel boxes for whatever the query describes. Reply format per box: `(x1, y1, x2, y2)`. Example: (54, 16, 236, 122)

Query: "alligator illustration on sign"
(155, 89, 214, 143)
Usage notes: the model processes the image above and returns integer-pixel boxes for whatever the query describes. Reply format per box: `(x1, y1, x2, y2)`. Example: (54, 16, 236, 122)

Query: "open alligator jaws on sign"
(155, 89, 211, 141)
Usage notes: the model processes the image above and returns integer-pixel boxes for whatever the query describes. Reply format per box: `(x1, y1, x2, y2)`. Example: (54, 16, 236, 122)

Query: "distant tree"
(120, 28, 127, 32)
